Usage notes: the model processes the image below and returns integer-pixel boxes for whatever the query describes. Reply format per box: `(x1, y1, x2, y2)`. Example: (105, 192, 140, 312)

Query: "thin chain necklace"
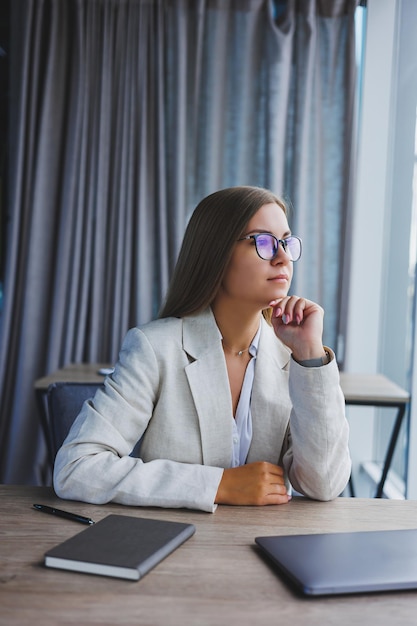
(222, 340, 250, 357)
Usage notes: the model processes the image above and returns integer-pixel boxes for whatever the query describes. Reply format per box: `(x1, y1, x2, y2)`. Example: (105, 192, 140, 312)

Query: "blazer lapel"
(183, 309, 233, 467)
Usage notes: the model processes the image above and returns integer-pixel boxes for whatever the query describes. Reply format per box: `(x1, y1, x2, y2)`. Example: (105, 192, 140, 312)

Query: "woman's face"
(217, 202, 294, 310)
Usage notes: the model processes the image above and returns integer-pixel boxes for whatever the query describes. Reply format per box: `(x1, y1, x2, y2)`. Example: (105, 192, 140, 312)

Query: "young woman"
(54, 186, 351, 512)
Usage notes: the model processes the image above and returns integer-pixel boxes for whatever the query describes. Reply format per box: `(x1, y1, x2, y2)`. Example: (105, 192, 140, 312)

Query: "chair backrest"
(46, 381, 104, 458)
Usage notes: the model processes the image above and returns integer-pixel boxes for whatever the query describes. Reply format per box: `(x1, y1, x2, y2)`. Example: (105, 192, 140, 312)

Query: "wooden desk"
(34, 362, 113, 388)
(35, 365, 411, 497)
(2, 486, 417, 625)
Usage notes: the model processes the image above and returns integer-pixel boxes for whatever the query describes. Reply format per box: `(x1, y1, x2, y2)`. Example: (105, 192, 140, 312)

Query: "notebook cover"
(45, 514, 195, 580)
(255, 528, 417, 596)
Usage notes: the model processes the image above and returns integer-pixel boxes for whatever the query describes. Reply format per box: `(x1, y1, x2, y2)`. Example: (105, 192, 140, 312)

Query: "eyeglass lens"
(255, 234, 300, 261)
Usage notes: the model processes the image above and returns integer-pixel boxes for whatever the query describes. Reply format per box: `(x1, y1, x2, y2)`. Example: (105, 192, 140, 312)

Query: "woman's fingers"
(269, 296, 314, 324)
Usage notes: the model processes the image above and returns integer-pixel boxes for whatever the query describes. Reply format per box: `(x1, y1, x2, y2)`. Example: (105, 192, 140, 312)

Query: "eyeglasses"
(237, 233, 302, 262)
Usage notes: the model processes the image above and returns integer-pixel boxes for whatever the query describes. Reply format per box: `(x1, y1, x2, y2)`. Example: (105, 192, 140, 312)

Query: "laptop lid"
(255, 528, 417, 596)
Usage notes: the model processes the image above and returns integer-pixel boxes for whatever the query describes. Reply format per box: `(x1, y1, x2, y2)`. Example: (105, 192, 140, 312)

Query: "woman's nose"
(271, 241, 290, 265)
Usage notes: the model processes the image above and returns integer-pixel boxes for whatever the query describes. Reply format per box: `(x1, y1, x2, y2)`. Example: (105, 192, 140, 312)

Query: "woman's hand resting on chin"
(268, 296, 327, 363)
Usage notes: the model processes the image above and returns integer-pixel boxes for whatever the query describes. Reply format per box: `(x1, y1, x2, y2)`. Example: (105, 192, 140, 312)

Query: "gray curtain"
(0, 0, 359, 484)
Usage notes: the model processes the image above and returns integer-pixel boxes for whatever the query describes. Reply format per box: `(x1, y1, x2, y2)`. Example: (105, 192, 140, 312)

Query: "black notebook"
(44, 514, 195, 580)
(255, 528, 417, 596)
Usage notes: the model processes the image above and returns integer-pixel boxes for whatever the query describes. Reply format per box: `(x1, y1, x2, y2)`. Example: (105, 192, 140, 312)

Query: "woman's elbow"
(291, 462, 352, 502)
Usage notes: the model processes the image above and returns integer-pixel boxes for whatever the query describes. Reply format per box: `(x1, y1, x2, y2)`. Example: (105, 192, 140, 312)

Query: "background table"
(2, 485, 417, 625)
(35, 365, 410, 497)
(341, 373, 410, 497)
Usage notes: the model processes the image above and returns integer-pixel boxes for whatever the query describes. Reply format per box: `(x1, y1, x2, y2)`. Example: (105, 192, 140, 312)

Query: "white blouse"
(230, 326, 261, 467)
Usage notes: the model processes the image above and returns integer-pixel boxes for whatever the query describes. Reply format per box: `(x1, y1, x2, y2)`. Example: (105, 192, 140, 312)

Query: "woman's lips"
(268, 274, 288, 282)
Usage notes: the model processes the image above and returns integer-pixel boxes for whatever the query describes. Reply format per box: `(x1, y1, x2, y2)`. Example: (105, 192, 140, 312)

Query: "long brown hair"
(159, 186, 287, 319)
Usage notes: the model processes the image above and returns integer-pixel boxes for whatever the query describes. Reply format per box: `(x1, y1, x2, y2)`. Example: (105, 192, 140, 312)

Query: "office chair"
(46, 381, 104, 459)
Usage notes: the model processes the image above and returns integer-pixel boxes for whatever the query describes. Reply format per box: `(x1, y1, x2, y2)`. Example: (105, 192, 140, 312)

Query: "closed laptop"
(255, 528, 417, 596)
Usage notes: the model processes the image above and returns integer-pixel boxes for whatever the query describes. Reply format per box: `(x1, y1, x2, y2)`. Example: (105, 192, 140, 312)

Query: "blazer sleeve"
(53, 328, 224, 513)
(282, 353, 351, 500)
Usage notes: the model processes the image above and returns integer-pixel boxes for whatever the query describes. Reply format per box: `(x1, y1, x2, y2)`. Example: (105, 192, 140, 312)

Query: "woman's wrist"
(293, 347, 332, 368)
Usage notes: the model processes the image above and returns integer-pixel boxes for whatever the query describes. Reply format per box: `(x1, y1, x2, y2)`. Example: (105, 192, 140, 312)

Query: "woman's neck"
(211, 301, 261, 354)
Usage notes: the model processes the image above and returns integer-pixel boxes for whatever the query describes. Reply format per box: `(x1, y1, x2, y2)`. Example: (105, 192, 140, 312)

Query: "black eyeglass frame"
(237, 233, 302, 262)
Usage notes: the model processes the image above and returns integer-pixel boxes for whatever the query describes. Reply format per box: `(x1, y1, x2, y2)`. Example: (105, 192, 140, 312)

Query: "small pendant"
(238, 350, 244, 356)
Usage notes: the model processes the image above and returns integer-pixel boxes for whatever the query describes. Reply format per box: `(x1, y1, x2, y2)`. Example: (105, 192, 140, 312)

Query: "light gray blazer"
(54, 307, 351, 512)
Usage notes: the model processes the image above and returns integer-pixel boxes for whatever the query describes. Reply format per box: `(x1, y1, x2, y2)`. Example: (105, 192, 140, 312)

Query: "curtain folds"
(0, 0, 359, 484)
